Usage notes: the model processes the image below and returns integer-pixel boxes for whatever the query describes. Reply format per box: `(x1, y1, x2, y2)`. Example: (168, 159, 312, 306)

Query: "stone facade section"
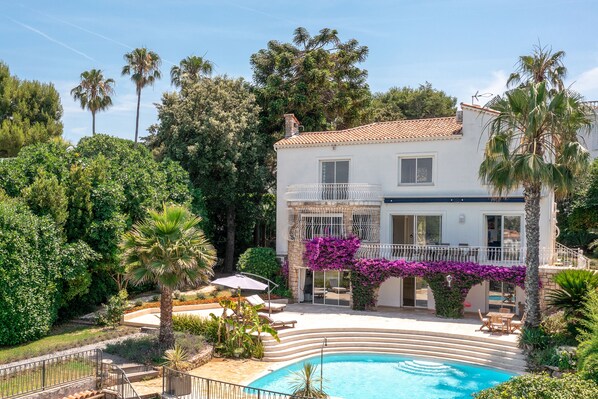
(286, 203, 381, 301)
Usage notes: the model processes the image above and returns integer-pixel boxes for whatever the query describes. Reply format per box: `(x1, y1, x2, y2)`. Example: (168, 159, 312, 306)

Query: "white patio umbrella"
(211, 274, 268, 315)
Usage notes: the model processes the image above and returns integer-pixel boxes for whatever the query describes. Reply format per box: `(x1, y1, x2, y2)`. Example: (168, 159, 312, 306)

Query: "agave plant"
(289, 362, 328, 398)
(546, 269, 598, 319)
(163, 344, 191, 371)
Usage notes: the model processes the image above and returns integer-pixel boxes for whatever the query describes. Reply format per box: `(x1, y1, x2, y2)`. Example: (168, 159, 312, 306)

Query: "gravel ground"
(0, 332, 146, 370)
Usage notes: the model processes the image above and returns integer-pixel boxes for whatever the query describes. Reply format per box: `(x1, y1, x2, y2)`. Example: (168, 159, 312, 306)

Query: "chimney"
(284, 114, 300, 138)
(456, 110, 463, 123)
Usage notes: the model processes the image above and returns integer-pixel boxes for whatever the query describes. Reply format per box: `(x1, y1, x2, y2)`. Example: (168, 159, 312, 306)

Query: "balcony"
(286, 183, 382, 203)
(356, 243, 589, 268)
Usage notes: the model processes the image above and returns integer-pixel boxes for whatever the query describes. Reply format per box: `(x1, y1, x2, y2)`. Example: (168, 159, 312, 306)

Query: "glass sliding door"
(416, 215, 442, 245)
(402, 277, 415, 307)
(485, 215, 522, 262)
(488, 281, 516, 311)
(311, 270, 351, 307)
(415, 278, 429, 308)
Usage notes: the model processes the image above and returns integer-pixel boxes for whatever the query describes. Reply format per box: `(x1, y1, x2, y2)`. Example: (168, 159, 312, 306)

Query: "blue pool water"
(249, 354, 514, 399)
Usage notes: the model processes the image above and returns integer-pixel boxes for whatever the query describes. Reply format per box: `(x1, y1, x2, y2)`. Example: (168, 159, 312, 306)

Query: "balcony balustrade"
(356, 243, 588, 268)
(286, 183, 382, 203)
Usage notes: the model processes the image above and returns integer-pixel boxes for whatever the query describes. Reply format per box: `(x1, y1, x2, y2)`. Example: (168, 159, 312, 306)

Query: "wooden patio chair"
(510, 312, 526, 333)
(477, 309, 490, 332)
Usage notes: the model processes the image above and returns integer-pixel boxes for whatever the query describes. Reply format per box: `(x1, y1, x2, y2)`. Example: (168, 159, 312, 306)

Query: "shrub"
(173, 290, 181, 300)
(578, 290, 598, 382)
(0, 200, 75, 345)
(179, 295, 187, 302)
(152, 295, 160, 302)
(237, 247, 279, 280)
(134, 299, 143, 307)
(196, 292, 206, 300)
(473, 373, 598, 398)
(104, 332, 204, 366)
(173, 314, 219, 343)
(546, 269, 598, 319)
(97, 290, 128, 328)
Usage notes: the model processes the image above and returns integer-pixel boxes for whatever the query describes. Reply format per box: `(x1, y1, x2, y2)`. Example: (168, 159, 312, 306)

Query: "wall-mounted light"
(459, 214, 465, 224)
(446, 274, 453, 288)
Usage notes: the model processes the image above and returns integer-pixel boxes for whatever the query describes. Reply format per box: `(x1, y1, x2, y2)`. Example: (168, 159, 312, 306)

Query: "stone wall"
(286, 203, 381, 301)
(21, 378, 97, 399)
(539, 265, 566, 311)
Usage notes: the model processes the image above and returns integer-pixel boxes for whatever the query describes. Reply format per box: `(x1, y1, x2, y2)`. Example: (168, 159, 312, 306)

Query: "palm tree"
(121, 47, 161, 144)
(70, 69, 115, 135)
(121, 204, 216, 348)
(546, 269, 598, 319)
(479, 81, 592, 328)
(170, 55, 213, 87)
(507, 44, 567, 92)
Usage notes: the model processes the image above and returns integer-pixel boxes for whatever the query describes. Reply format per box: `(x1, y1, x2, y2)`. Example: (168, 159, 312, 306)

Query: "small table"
(486, 312, 516, 333)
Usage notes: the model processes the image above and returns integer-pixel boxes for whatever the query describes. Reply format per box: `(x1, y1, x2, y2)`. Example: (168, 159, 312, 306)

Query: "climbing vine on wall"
(304, 237, 527, 318)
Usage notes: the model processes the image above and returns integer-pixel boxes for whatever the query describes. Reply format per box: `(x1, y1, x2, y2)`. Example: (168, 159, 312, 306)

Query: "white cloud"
(572, 67, 598, 92)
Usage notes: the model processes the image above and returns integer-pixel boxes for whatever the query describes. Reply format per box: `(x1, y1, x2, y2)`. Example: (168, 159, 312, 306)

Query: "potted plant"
(164, 344, 192, 396)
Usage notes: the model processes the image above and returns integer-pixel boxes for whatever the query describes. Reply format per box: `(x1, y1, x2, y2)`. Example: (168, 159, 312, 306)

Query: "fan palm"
(546, 269, 598, 319)
(70, 69, 115, 135)
(170, 55, 213, 87)
(122, 47, 161, 144)
(289, 362, 328, 398)
(507, 44, 567, 92)
(121, 204, 216, 348)
(479, 82, 592, 328)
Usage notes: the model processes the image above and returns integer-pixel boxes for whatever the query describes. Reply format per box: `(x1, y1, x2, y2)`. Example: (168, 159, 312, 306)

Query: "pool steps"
(261, 328, 526, 373)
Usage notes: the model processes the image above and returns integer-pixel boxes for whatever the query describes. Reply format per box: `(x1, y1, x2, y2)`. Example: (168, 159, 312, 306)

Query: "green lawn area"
(0, 359, 94, 398)
(0, 324, 136, 364)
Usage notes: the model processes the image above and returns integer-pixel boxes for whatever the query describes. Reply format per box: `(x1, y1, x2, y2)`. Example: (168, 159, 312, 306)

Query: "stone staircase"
(114, 363, 159, 383)
(262, 328, 527, 373)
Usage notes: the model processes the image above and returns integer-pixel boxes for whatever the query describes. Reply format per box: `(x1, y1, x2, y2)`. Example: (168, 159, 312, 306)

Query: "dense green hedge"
(237, 247, 279, 280)
(172, 314, 218, 343)
(474, 373, 598, 398)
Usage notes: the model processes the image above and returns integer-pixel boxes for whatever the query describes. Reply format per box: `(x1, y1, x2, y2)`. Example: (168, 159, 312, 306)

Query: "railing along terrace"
(286, 183, 382, 202)
(162, 368, 312, 399)
(357, 243, 588, 268)
(0, 349, 100, 399)
(103, 364, 141, 399)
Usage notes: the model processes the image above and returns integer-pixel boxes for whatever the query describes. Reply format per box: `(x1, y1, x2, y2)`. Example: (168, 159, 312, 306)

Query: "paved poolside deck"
(125, 303, 519, 343)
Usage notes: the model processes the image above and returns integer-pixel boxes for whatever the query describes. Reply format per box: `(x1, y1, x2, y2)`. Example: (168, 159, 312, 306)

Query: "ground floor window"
(488, 280, 516, 311)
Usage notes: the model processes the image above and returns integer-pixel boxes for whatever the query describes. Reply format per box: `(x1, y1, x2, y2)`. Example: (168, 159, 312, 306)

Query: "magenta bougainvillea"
(304, 236, 527, 317)
(304, 236, 360, 271)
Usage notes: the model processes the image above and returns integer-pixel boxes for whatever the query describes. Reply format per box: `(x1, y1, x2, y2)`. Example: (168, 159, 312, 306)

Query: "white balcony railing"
(356, 243, 589, 268)
(286, 183, 382, 202)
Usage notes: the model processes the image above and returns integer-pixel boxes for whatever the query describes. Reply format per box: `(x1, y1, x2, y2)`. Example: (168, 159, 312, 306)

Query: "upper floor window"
(399, 157, 433, 185)
(321, 160, 349, 184)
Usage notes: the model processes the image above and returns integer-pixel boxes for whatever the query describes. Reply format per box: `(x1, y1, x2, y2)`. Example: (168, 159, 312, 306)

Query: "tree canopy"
(148, 76, 269, 272)
(0, 136, 193, 318)
(369, 82, 457, 121)
(0, 62, 63, 157)
(250, 27, 371, 137)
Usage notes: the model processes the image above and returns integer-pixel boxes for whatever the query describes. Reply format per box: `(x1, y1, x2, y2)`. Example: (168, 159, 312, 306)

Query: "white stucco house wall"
(274, 104, 591, 314)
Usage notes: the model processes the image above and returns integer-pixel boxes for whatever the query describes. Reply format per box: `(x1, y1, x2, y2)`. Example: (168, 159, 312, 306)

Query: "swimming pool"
(249, 353, 514, 399)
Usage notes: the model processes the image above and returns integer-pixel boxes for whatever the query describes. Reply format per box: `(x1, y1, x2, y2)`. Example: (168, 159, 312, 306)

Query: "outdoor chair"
(328, 278, 348, 293)
(510, 312, 526, 333)
(258, 314, 297, 330)
(477, 309, 490, 332)
(246, 294, 286, 312)
(489, 315, 508, 335)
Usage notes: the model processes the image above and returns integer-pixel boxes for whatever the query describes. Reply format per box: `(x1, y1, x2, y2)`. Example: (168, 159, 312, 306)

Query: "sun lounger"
(259, 314, 296, 330)
(246, 294, 287, 312)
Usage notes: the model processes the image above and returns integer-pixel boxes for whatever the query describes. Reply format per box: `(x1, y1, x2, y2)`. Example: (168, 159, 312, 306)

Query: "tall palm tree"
(170, 55, 213, 87)
(479, 81, 592, 328)
(121, 204, 216, 348)
(507, 44, 567, 92)
(70, 69, 115, 135)
(121, 47, 161, 144)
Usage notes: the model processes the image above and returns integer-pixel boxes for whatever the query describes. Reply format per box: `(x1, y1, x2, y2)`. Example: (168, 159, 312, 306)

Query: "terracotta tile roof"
(274, 117, 462, 149)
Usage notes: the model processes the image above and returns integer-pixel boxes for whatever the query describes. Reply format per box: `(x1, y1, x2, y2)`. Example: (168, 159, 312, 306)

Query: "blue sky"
(2, 0, 598, 144)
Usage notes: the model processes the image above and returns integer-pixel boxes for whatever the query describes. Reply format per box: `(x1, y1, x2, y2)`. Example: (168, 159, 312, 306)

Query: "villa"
(275, 104, 596, 315)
